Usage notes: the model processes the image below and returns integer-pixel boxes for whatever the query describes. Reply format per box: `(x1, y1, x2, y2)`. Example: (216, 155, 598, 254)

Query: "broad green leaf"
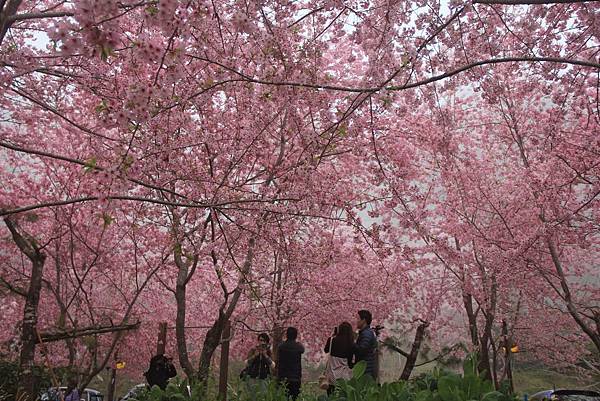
(352, 360, 366, 380)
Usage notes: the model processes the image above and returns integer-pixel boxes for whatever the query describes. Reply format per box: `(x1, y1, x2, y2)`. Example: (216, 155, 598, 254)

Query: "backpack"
(246, 352, 272, 380)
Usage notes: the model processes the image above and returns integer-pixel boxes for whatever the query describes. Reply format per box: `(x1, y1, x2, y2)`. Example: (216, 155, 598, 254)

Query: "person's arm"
(344, 342, 355, 367)
(355, 331, 372, 359)
(265, 349, 276, 368)
(167, 362, 177, 378)
(245, 347, 259, 364)
(324, 337, 331, 353)
(276, 344, 284, 377)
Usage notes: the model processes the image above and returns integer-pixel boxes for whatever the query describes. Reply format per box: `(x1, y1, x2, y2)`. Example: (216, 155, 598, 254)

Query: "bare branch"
(0, 195, 299, 217)
(0, 276, 27, 297)
(36, 321, 140, 343)
(0, 140, 188, 200)
(193, 56, 599, 94)
(6, 10, 73, 22)
(473, 0, 599, 4)
(386, 57, 600, 91)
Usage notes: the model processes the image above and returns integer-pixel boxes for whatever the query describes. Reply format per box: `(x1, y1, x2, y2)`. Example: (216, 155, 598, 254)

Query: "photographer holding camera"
(243, 333, 275, 382)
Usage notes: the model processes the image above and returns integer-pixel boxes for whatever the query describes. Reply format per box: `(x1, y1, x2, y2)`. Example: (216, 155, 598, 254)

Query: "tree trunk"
(175, 256, 196, 379)
(18, 257, 45, 401)
(399, 321, 430, 380)
(197, 312, 228, 385)
(4, 217, 46, 401)
(196, 235, 256, 386)
(547, 237, 600, 352)
(0, 0, 23, 45)
(463, 292, 479, 348)
(272, 325, 284, 376)
(478, 328, 493, 383)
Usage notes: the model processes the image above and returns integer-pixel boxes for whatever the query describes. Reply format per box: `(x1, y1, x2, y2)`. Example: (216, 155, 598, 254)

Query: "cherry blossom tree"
(1, 0, 599, 398)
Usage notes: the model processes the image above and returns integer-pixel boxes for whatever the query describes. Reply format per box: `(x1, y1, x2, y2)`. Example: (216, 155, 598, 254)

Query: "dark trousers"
(282, 380, 301, 400)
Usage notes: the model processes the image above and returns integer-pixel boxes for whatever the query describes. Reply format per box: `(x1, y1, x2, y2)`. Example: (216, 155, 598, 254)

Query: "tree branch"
(0, 140, 188, 201)
(0, 195, 299, 217)
(6, 10, 73, 22)
(382, 338, 410, 358)
(473, 0, 599, 4)
(36, 322, 141, 343)
(192, 56, 600, 94)
(386, 57, 600, 91)
(0, 276, 27, 297)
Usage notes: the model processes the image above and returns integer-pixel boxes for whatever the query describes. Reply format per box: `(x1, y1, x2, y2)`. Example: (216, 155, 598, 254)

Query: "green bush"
(131, 377, 202, 401)
(0, 360, 53, 401)
(232, 379, 289, 401)
(129, 355, 517, 401)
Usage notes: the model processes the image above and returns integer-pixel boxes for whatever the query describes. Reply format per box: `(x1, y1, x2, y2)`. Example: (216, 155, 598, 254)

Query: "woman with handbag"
(321, 322, 354, 395)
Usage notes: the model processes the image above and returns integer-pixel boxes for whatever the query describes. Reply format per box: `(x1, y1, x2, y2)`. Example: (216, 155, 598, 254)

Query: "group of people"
(141, 309, 379, 400)
(242, 309, 379, 399)
(242, 326, 305, 399)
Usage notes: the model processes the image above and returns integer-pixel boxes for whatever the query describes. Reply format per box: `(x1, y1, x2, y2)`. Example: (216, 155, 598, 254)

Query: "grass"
(513, 367, 600, 396)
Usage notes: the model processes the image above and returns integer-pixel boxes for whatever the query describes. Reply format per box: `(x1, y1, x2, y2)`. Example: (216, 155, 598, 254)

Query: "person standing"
(277, 327, 304, 400)
(244, 333, 275, 386)
(323, 321, 354, 395)
(64, 378, 79, 401)
(144, 354, 177, 390)
(354, 310, 378, 380)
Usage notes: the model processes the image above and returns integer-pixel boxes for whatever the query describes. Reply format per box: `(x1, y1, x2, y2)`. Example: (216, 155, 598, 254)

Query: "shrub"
(130, 355, 517, 401)
(0, 360, 53, 401)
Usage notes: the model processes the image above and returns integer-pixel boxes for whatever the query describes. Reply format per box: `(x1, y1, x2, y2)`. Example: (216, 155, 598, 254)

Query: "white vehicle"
(41, 387, 104, 401)
(120, 384, 148, 401)
(530, 390, 600, 401)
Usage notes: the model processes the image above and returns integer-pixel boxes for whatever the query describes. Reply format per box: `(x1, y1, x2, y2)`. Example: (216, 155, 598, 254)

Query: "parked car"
(530, 390, 600, 401)
(120, 384, 148, 401)
(41, 387, 104, 401)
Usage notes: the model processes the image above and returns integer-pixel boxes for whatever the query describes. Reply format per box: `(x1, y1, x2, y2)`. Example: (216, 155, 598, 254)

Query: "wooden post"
(106, 367, 116, 401)
(36, 330, 64, 401)
(157, 322, 167, 355)
(218, 321, 231, 401)
(272, 325, 283, 377)
(502, 320, 514, 394)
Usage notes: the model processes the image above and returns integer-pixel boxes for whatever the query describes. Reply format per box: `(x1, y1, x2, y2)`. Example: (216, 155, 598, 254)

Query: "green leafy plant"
(131, 356, 516, 401)
(331, 361, 412, 401)
(409, 355, 516, 401)
(0, 360, 53, 401)
(232, 379, 289, 401)
(132, 377, 202, 401)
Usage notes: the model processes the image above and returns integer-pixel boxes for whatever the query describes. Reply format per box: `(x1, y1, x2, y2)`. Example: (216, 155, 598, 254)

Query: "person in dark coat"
(144, 354, 177, 390)
(354, 310, 378, 380)
(277, 327, 304, 400)
(64, 377, 80, 401)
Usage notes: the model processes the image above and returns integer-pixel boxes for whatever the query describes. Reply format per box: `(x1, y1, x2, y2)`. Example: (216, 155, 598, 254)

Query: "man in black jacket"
(277, 327, 304, 400)
(355, 310, 378, 380)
